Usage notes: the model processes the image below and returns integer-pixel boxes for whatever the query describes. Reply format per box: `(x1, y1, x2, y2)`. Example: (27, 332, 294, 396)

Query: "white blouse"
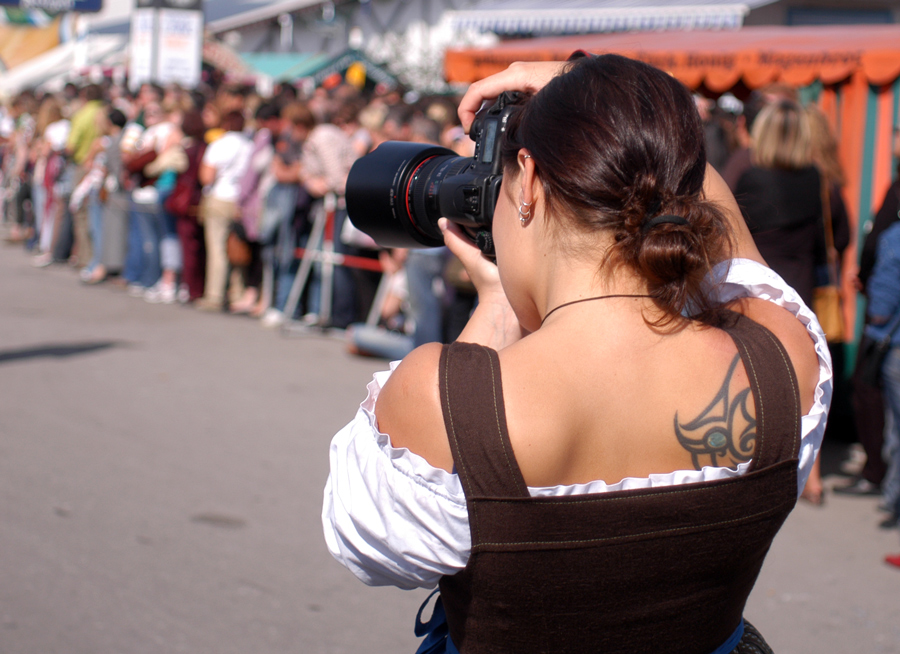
(322, 259, 833, 590)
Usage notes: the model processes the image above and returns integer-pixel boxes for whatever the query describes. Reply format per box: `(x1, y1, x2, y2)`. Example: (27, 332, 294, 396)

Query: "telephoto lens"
(346, 92, 521, 253)
(345, 142, 466, 248)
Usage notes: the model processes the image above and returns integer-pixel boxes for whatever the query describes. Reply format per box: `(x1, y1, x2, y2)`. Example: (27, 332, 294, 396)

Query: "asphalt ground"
(0, 243, 898, 654)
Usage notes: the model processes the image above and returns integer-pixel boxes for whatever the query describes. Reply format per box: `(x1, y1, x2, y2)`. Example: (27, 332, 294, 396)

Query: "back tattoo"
(674, 354, 757, 470)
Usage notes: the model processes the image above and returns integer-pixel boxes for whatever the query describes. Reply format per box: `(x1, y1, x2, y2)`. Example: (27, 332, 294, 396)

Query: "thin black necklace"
(540, 294, 651, 326)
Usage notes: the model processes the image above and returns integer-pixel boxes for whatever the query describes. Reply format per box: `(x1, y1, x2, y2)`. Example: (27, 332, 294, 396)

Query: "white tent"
(0, 34, 126, 96)
(447, 0, 779, 35)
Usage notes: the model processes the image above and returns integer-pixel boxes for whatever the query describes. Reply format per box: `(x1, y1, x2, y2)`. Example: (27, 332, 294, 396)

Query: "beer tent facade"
(446, 25, 900, 340)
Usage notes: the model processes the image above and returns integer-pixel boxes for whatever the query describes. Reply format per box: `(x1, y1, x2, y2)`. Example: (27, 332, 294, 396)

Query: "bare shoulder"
(373, 343, 453, 472)
(726, 298, 820, 412)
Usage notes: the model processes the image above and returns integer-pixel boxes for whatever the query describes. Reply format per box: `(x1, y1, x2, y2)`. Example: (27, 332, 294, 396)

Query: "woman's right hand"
(439, 218, 502, 297)
(457, 61, 568, 132)
(440, 218, 528, 349)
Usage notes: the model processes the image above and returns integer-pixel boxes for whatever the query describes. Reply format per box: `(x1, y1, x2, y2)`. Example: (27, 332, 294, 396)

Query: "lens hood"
(346, 141, 459, 248)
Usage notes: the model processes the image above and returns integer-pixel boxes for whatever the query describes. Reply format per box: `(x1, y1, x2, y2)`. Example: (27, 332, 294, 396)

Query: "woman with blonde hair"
(806, 105, 853, 503)
(806, 105, 851, 277)
(31, 95, 70, 265)
(735, 99, 822, 307)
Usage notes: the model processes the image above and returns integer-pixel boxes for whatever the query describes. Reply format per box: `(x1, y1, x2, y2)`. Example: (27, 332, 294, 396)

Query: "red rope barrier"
(293, 248, 383, 272)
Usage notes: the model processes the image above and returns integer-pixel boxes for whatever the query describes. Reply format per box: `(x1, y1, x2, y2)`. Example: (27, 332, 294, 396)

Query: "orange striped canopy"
(445, 25, 900, 89)
(447, 25, 900, 342)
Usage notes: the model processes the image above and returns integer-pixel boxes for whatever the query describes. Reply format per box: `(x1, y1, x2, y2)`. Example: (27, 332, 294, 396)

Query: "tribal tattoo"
(674, 354, 757, 470)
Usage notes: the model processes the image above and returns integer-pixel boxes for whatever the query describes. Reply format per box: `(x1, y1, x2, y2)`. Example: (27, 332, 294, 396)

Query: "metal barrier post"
(280, 193, 384, 335)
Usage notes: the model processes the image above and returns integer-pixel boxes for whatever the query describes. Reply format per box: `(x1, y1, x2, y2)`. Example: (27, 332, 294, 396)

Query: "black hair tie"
(642, 214, 688, 233)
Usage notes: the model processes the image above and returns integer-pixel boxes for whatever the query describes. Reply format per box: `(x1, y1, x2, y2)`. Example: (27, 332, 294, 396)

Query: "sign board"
(129, 0, 203, 90)
(128, 6, 155, 90)
(0, 0, 102, 11)
(155, 8, 202, 88)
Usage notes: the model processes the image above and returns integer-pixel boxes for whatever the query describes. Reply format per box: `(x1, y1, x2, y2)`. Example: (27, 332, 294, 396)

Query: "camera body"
(345, 92, 521, 253)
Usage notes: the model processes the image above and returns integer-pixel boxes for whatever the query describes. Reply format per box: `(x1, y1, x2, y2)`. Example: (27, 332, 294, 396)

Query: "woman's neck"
(538, 250, 651, 326)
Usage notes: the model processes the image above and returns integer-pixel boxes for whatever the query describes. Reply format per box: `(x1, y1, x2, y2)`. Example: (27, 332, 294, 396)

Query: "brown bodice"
(437, 313, 801, 654)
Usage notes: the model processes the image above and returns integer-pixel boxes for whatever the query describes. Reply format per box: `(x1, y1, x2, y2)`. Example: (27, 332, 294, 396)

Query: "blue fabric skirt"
(413, 591, 745, 654)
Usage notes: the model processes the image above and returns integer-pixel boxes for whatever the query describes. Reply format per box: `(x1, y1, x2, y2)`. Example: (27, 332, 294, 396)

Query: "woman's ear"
(518, 149, 538, 207)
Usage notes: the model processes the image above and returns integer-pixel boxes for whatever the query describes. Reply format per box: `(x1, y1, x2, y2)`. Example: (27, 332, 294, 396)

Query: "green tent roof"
(239, 49, 397, 88)
(239, 52, 332, 81)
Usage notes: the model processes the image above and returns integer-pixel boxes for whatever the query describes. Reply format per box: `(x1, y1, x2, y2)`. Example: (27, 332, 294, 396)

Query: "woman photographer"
(324, 55, 831, 653)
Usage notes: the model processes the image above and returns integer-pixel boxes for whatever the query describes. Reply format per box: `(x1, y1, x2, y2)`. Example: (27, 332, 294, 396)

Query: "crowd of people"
(0, 76, 474, 343)
(0, 64, 898, 570)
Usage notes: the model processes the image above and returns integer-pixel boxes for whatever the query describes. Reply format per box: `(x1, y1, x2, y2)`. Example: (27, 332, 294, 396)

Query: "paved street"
(0, 243, 898, 654)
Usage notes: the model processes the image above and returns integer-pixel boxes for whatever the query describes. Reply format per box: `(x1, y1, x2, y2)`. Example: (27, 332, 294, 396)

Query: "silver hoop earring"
(518, 200, 532, 225)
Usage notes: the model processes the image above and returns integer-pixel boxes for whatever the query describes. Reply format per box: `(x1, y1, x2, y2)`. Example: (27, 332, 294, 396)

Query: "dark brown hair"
(181, 110, 206, 141)
(83, 84, 104, 102)
(220, 110, 245, 133)
(281, 101, 316, 129)
(500, 54, 731, 326)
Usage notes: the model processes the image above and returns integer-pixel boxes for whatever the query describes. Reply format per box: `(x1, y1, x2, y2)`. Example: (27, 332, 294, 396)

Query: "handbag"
(812, 177, 845, 343)
(226, 222, 253, 267)
(813, 285, 843, 342)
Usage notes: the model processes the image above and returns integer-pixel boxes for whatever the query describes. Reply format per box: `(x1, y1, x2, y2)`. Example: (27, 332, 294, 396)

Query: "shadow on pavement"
(0, 341, 125, 364)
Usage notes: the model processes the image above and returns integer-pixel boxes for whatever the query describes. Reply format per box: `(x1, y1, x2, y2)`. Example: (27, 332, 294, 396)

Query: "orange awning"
(445, 25, 900, 92)
(447, 24, 900, 346)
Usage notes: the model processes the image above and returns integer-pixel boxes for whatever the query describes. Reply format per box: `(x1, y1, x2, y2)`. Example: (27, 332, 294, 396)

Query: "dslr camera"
(345, 92, 521, 255)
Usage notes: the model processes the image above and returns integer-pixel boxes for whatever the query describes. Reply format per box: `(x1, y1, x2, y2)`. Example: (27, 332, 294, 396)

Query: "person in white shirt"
(197, 110, 252, 311)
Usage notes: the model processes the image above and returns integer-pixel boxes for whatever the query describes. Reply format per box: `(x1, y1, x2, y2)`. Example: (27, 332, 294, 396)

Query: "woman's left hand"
(457, 61, 567, 132)
(440, 218, 528, 349)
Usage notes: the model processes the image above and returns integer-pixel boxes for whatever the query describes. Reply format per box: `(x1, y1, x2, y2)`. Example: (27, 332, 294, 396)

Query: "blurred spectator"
(31, 97, 70, 267)
(295, 98, 359, 328)
(840, 126, 900, 500)
(695, 95, 730, 172)
(143, 100, 188, 303)
(863, 219, 900, 529)
(406, 116, 448, 347)
(735, 99, 820, 306)
(197, 110, 252, 311)
(721, 91, 767, 191)
(807, 104, 853, 437)
(723, 83, 799, 192)
(260, 100, 314, 327)
(168, 109, 208, 303)
(70, 106, 116, 284)
(122, 101, 173, 293)
(807, 106, 851, 266)
(858, 127, 900, 288)
(2, 93, 36, 244)
(59, 83, 104, 267)
(233, 102, 280, 315)
(89, 107, 129, 284)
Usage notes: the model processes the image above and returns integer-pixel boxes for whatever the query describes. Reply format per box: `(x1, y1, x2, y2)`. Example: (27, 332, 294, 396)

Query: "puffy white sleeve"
(709, 258, 834, 495)
(322, 362, 471, 589)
